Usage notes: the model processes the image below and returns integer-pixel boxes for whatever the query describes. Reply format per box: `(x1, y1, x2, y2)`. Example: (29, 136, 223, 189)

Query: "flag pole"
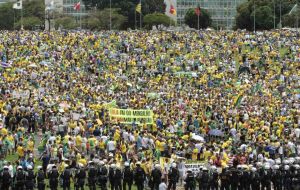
(135, 6, 137, 30)
(21, 0, 23, 30)
(253, 0, 256, 32)
(80, 0, 82, 29)
(110, 0, 112, 30)
(139, 0, 142, 30)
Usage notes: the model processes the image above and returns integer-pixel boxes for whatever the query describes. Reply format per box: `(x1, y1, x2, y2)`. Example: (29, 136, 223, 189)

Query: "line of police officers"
(2, 159, 300, 190)
(0, 160, 180, 190)
(184, 162, 300, 190)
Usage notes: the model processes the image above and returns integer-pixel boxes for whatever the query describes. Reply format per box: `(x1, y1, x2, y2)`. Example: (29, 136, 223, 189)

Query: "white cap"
(171, 163, 177, 168)
(284, 165, 290, 170)
(136, 162, 141, 165)
(17, 166, 23, 170)
(155, 164, 160, 169)
(124, 162, 130, 167)
(272, 165, 280, 170)
(111, 164, 116, 168)
(78, 163, 84, 168)
(27, 165, 33, 170)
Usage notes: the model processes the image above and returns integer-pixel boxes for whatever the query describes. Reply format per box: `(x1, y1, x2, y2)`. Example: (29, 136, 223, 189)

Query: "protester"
(0, 29, 299, 189)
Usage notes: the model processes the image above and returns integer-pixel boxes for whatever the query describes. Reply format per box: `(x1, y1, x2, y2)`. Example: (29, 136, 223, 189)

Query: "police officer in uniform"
(283, 165, 291, 190)
(134, 162, 146, 190)
(114, 165, 123, 190)
(168, 163, 179, 190)
(151, 164, 162, 190)
(88, 161, 97, 190)
(98, 161, 108, 190)
(209, 166, 219, 190)
(229, 166, 238, 190)
(196, 166, 203, 190)
(272, 165, 282, 190)
(184, 169, 195, 190)
(261, 164, 271, 190)
(25, 165, 35, 190)
(75, 163, 86, 190)
(240, 165, 250, 190)
(200, 167, 210, 190)
(15, 166, 25, 190)
(60, 164, 72, 190)
(36, 166, 46, 190)
(220, 166, 230, 190)
(48, 165, 59, 190)
(0, 165, 11, 190)
(123, 162, 133, 190)
(109, 164, 117, 190)
(250, 167, 260, 190)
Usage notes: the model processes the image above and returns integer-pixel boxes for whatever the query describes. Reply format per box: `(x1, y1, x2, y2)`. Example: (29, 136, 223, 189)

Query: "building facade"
(166, 0, 246, 29)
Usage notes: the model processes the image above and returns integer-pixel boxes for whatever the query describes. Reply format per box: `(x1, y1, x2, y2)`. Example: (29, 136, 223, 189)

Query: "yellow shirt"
(27, 140, 34, 152)
(75, 135, 82, 147)
(79, 158, 87, 166)
(1, 128, 8, 136)
(17, 146, 25, 157)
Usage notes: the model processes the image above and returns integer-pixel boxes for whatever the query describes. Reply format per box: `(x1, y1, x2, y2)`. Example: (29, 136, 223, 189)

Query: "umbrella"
(191, 134, 205, 142)
(28, 63, 38, 68)
(208, 129, 224, 136)
(1, 62, 11, 68)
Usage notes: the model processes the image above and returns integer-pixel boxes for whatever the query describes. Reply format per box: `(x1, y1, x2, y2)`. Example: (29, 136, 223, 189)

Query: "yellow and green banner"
(109, 108, 154, 125)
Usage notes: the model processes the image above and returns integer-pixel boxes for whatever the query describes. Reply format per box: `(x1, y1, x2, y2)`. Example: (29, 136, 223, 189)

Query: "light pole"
(110, 0, 112, 30)
(253, 0, 256, 32)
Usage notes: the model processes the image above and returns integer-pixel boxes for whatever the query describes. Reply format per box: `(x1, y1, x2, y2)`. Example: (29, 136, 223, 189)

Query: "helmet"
(203, 167, 208, 171)
(27, 165, 33, 170)
(256, 162, 263, 168)
(199, 166, 204, 170)
(124, 162, 130, 167)
(251, 167, 257, 172)
(78, 163, 84, 168)
(237, 165, 242, 169)
(37, 166, 43, 170)
(283, 160, 289, 165)
(89, 161, 94, 164)
(264, 164, 270, 170)
(294, 164, 300, 169)
(111, 164, 116, 168)
(171, 163, 177, 168)
(99, 161, 105, 166)
(3, 166, 9, 169)
(155, 164, 161, 169)
(136, 162, 141, 166)
(272, 165, 280, 170)
(284, 165, 290, 170)
(211, 166, 217, 170)
(275, 159, 281, 165)
(17, 166, 23, 170)
(289, 158, 295, 164)
(187, 169, 192, 172)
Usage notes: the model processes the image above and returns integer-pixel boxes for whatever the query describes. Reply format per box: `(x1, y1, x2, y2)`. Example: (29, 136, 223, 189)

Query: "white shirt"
(107, 141, 115, 151)
(159, 182, 167, 190)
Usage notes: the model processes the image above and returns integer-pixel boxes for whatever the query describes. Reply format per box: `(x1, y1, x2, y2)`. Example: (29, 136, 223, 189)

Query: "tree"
(0, 3, 15, 30)
(251, 6, 274, 30)
(83, 8, 126, 30)
(15, 16, 42, 30)
(143, 13, 175, 29)
(184, 8, 211, 29)
(235, 0, 299, 30)
(55, 17, 77, 30)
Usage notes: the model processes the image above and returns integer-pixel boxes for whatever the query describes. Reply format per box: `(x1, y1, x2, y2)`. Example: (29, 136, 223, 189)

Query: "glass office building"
(176, 0, 246, 29)
(62, 0, 88, 17)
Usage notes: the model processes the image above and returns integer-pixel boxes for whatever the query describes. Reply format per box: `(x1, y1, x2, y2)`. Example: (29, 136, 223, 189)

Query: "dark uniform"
(151, 167, 162, 190)
(185, 170, 195, 190)
(272, 169, 282, 190)
(240, 169, 250, 190)
(196, 169, 203, 190)
(283, 167, 292, 190)
(48, 167, 59, 190)
(209, 169, 218, 190)
(168, 167, 179, 190)
(261, 168, 271, 190)
(220, 168, 230, 190)
(200, 170, 210, 190)
(250, 169, 260, 190)
(229, 167, 238, 190)
(25, 169, 35, 190)
(75, 167, 86, 190)
(60, 167, 72, 190)
(88, 163, 98, 190)
(0, 168, 11, 190)
(134, 164, 146, 190)
(36, 168, 46, 190)
(98, 164, 108, 190)
(15, 168, 26, 190)
(123, 165, 133, 190)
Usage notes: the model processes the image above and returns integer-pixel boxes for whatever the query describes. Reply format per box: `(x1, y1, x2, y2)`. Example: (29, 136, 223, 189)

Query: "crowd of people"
(0, 29, 299, 190)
